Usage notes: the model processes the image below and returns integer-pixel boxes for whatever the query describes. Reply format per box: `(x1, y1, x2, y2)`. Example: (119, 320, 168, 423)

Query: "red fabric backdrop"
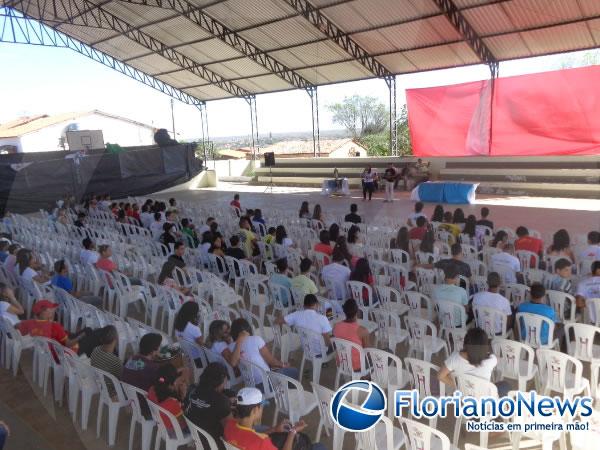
(406, 65, 600, 157)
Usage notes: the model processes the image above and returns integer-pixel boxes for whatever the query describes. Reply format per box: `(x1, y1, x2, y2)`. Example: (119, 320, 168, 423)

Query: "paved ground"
(2, 181, 598, 449)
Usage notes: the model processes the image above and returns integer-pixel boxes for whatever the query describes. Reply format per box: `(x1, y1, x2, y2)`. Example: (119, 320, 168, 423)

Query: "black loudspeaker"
(264, 152, 275, 167)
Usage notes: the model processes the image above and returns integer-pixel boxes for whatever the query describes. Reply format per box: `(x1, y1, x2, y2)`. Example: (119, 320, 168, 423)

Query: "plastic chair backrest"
(331, 337, 367, 376)
(404, 357, 442, 397)
(492, 337, 535, 380)
(400, 418, 450, 450)
(536, 348, 584, 394)
(185, 417, 220, 450)
(564, 323, 600, 362)
(365, 347, 403, 389)
(516, 312, 556, 349)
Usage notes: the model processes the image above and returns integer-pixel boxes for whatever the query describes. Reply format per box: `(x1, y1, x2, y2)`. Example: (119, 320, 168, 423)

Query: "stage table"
(321, 178, 350, 196)
(411, 181, 478, 204)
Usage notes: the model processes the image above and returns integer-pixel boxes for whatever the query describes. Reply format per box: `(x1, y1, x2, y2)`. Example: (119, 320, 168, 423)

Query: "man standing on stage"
(383, 162, 397, 203)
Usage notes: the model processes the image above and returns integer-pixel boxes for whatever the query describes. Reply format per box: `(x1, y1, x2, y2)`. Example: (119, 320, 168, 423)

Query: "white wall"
(207, 159, 254, 178)
(16, 113, 155, 152)
(329, 141, 367, 158)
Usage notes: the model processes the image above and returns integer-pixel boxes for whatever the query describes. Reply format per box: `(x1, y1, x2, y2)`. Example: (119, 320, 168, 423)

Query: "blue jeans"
(0, 424, 7, 450)
(275, 366, 299, 380)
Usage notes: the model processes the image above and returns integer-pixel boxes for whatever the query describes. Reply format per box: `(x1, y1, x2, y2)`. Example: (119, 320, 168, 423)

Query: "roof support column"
(487, 61, 499, 155)
(307, 86, 321, 158)
(245, 96, 259, 161)
(195, 102, 210, 168)
(384, 75, 397, 157)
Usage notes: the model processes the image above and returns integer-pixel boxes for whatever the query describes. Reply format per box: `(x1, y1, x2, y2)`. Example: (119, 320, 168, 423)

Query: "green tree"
(328, 95, 388, 137)
(396, 104, 412, 156)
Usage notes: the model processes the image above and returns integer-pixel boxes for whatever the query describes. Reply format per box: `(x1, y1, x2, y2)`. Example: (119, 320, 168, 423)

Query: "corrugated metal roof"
(8, 0, 600, 102)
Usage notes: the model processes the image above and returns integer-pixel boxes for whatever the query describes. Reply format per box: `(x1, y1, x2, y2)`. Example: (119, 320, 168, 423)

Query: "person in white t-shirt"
(321, 253, 351, 301)
(472, 272, 513, 335)
(80, 237, 100, 266)
(228, 318, 299, 384)
(490, 230, 520, 284)
(580, 231, 600, 262)
(16, 249, 49, 284)
(0, 284, 24, 325)
(438, 327, 499, 390)
(174, 302, 203, 363)
(277, 294, 332, 348)
(407, 201, 427, 227)
(576, 261, 600, 320)
(206, 319, 249, 368)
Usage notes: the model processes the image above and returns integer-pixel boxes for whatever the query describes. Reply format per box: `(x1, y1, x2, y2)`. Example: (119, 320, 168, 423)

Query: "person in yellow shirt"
(291, 258, 318, 298)
(438, 211, 461, 242)
(238, 217, 257, 259)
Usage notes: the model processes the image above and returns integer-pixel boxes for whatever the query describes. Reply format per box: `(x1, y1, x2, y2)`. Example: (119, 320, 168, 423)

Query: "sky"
(0, 38, 597, 140)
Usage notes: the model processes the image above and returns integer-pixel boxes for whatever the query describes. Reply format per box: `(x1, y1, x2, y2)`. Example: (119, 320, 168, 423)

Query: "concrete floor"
(2, 181, 598, 449)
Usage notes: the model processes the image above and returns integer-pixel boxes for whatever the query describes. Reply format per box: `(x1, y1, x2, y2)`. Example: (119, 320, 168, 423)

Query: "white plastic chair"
(491, 338, 537, 392)
(536, 348, 591, 400)
(238, 358, 275, 400)
(64, 353, 100, 430)
(356, 415, 404, 450)
(147, 400, 193, 450)
(453, 374, 498, 448)
(295, 325, 334, 385)
(310, 382, 339, 443)
(185, 417, 219, 450)
(516, 312, 559, 350)
(401, 417, 455, 450)
(404, 316, 448, 362)
(331, 337, 371, 389)
(347, 280, 375, 308)
(444, 327, 467, 355)
(404, 357, 445, 428)
(375, 285, 409, 316)
(546, 289, 577, 323)
(95, 368, 130, 446)
(564, 323, 600, 362)
(516, 250, 539, 271)
(365, 347, 409, 390)
(0, 317, 33, 376)
(370, 308, 408, 352)
(435, 300, 467, 334)
(404, 291, 434, 322)
(245, 276, 269, 324)
(390, 249, 410, 269)
(586, 298, 600, 326)
(268, 371, 317, 425)
(473, 305, 510, 339)
(122, 382, 155, 450)
(504, 283, 530, 308)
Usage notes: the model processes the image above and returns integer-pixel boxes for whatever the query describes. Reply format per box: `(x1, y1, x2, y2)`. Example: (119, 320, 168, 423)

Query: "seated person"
(517, 283, 559, 346)
(580, 231, 600, 262)
(122, 332, 162, 391)
(238, 217, 257, 259)
(437, 212, 461, 239)
(408, 216, 428, 241)
(437, 327, 500, 392)
(434, 243, 472, 279)
(349, 258, 375, 306)
(344, 204, 362, 224)
(407, 201, 427, 227)
(148, 363, 188, 433)
(230, 194, 241, 211)
(472, 272, 513, 334)
(321, 249, 351, 301)
(224, 236, 246, 260)
(174, 302, 204, 363)
(18, 300, 85, 351)
(80, 238, 100, 266)
(17, 249, 50, 284)
(431, 266, 468, 327)
(263, 227, 276, 245)
(224, 387, 310, 450)
(158, 259, 191, 296)
(547, 258, 573, 293)
(332, 299, 369, 371)
(51, 259, 102, 306)
(160, 223, 178, 249)
(185, 362, 235, 450)
(228, 318, 298, 382)
(291, 258, 318, 298)
(476, 207, 494, 230)
(207, 319, 248, 368)
(314, 230, 333, 262)
(181, 218, 199, 248)
(90, 325, 123, 395)
(514, 226, 543, 267)
(277, 294, 332, 349)
(0, 240, 9, 263)
(575, 261, 600, 317)
(0, 283, 24, 325)
(270, 258, 292, 307)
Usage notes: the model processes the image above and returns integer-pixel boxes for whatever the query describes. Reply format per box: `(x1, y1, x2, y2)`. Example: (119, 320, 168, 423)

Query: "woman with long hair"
(275, 225, 293, 248)
(16, 248, 49, 284)
(328, 223, 340, 244)
(206, 319, 248, 368)
(157, 259, 191, 296)
(437, 327, 498, 390)
(547, 229, 575, 261)
(298, 201, 310, 219)
(228, 318, 298, 381)
(332, 299, 370, 370)
(431, 204, 444, 223)
(148, 363, 188, 432)
(332, 236, 355, 267)
(174, 301, 203, 360)
(390, 227, 409, 252)
(350, 257, 376, 305)
(208, 234, 225, 258)
(347, 225, 361, 245)
(312, 204, 324, 222)
(491, 230, 508, 249)
(160, 223, 178, 249)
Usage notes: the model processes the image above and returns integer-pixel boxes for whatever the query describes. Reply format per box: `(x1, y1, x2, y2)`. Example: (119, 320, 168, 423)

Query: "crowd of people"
(0, 189, 599, 450)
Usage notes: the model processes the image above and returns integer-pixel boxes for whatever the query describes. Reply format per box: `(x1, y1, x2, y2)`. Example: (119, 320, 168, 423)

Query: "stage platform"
(254, 155, 600, 199)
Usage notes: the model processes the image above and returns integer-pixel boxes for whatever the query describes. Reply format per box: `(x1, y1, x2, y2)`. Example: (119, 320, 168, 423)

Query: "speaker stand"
(264, 166, 274, 193)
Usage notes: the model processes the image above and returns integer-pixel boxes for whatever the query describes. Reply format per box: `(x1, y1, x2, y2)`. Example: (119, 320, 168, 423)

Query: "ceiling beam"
(117, 0, 314, 90)
(280, 0, 392, 78)
(430, 0, 497, 69)
(11, 0, 251, 97)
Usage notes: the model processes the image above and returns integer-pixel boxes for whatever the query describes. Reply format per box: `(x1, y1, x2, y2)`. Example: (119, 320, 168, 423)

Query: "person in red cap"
(18, 300, 84, 350)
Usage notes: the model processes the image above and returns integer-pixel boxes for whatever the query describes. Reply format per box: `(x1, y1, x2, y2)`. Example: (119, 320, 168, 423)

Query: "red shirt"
(314, 243, 333, 258)
(96, 258, 117, 273)
(409, 226, 427, 241)
(224, 419, 277, 450)
(18, 319, 68, 345)
(515, 236, 543, 255)
(148, 387, 185, 431)
(230, 200, 241, 209)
